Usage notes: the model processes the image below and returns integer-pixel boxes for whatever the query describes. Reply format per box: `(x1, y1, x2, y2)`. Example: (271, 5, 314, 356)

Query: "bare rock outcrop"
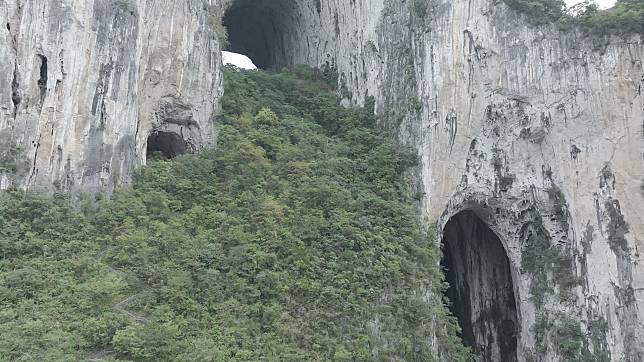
(0, 0, 221, 192)
(1, 0, 642, 360)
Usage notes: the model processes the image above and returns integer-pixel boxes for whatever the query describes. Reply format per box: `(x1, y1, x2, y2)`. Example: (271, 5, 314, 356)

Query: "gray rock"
(0, 0, 221, 193)
(1, 0, 642, 360)
(217, 0, 644, 359)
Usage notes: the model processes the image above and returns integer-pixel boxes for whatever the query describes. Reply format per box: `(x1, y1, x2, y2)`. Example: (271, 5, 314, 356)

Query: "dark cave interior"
(146, 131, 189, 161)
(441, 210, 519, 362)
(223, 0, 296, 69)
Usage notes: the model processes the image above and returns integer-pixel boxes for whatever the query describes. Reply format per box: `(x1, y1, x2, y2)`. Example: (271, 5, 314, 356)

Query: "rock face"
(1, 0, 643, 360)
(0, 0, 221, 192)
(443, 210, 518, 362)
(410, 3, 644, 360)
(217, 0, 644, 360)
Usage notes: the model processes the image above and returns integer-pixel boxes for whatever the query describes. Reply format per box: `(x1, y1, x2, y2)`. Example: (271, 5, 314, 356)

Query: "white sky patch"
(221, 1, 616, 70)
(222, 51, 257, 70)
(565, 0, 616, 9)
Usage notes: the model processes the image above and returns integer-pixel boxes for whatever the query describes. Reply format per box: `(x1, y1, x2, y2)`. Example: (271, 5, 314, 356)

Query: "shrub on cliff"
(503, 0, 644, 37)
(503, 0, 567, 25)
(573, 0, 644, 36)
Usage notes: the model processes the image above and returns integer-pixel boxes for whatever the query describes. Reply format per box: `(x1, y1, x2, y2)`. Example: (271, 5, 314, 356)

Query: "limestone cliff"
(219, 0, 643, 360)
(1, 0, 642, 360)
(0, 0, 221, 192)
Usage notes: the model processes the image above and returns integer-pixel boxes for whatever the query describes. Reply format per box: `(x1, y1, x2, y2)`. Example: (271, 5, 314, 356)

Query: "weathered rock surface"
(410, 3, 644, 360)
(0, 0, 221, 192)
(217, 0, 644, 359)
(1, 0, 642, 360)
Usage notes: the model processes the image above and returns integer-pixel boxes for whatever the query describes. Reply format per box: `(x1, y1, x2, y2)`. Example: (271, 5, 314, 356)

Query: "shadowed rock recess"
(1, 0, 643, 360)
(442, 211, 518, 362)
(223, 0, 297, 69)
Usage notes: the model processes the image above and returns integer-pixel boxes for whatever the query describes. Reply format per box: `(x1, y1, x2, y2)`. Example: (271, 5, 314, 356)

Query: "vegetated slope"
(0, 66, 472, 361)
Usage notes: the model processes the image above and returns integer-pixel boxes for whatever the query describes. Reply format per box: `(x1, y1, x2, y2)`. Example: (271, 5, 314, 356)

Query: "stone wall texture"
(261, 0, 644, 359)
(1, 0, 642, 360)
(0, 0, 222, 192)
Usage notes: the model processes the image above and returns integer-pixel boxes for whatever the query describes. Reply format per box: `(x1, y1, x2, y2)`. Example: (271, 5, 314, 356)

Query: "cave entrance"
(441, 210, 518, 362)
(223, 0, 296, 69)
(146, 131, 189, 161)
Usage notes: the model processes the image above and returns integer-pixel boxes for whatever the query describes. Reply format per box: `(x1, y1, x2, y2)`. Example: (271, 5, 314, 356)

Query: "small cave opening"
(441, 210, 518, 362)
(223, 0, 297, 69)
(37, 54, 48, 107)
(146, 131, 189, 162)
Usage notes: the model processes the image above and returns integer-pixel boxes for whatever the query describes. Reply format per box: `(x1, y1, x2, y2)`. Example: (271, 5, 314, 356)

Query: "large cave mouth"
(146, 131, 189, 161)
(223, 0, 297, 69)
(441, 210, 518, 362)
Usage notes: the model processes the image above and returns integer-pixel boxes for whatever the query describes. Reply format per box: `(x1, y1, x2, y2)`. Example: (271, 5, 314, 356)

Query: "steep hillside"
(2, 0, 643, 360)
(0, 67, 472, 361)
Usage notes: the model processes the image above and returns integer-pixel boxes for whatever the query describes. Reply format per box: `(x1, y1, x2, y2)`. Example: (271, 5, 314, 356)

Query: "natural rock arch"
(223, 0, 299, 69)
(441, 210, 519, 362)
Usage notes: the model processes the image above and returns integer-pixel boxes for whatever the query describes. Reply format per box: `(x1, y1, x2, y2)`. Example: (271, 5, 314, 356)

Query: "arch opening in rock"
(223, 0, 297, 69)
(441, 210, 518, 362)
(222, 51, 257, 69)
(146, 131, 189, 161)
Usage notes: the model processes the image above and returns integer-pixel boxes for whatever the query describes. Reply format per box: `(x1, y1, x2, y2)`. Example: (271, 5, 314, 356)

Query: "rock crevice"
(0, 0, 222, 192)
(442, 210, 518, 362)
(0, 0, 642, 359)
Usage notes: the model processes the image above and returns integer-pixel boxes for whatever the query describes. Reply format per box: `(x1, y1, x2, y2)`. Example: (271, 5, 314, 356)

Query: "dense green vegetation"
(503, 0, 567, 25)
(0, 66, 473, 361)
(531, 312, 611, 362)
(209, 5, 229, 48)
(503, 0, 644, 37)
(520, 194, 610, 360)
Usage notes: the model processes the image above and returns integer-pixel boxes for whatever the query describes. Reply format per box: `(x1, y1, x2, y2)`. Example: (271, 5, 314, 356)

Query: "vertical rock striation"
(409, 2, 644, 360)
(0, 0, 222, 192)
(1, 0, 642, 359)
(442, 210, 518, 362)
(218, 0, 643, 359)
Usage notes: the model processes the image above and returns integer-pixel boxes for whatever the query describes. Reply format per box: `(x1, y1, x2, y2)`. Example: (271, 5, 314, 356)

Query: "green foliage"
(408, 96, 423, 113)
(0, 66, 472, 361)
(113, 0, 137, 16)
(572, 0, 644, 36)
(533, 313, 585, 360)
(0, 192, 129, 361)
(503, 0, 644, 37)
(521, 210, 578, 307)
(503, 0, 567, 25)
(554, 316, 586, 360)
(208, 5, 229, 48)
(533, 312, 610, 361)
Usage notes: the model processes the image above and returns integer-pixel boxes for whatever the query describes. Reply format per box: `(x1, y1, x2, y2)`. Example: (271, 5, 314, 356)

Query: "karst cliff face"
(221, 0, 643, 359)
(0, 0, 221, 192)
(1, 0, 643, 360)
